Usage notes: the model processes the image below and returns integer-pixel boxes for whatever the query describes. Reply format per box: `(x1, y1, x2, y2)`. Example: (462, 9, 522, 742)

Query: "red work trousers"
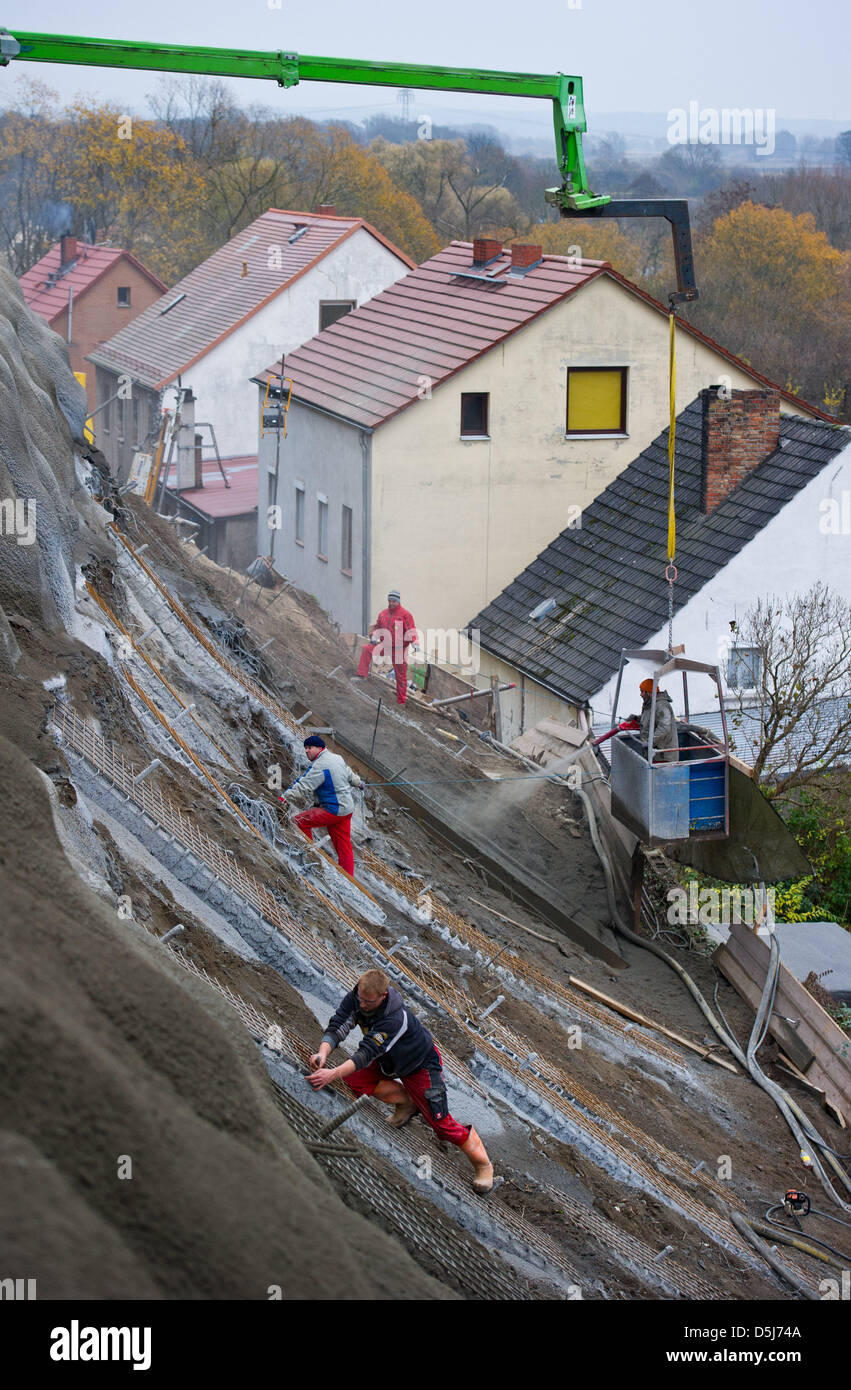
(356, 643, 408, 703)
(344, 1048, 470, 1146)
(294, 806, 354, 876)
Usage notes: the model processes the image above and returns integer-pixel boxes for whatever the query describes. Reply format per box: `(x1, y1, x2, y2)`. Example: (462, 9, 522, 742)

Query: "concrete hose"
(574, 783, 851, 1214)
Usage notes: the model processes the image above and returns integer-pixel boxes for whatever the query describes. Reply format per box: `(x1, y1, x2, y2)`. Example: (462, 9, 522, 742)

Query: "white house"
(469, 388, 851, 745)
(252, 238, 830, 639)
(88, 208, 413, 480)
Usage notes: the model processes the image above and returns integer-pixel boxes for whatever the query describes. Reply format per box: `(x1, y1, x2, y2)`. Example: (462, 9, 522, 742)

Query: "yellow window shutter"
(567, 369, 624, 432)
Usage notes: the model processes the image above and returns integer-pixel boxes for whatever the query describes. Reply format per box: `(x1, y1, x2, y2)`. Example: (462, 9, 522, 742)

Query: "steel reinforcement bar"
(359, 846, 686, 1068)
(100, 530, 774, 1265)
(51, 701, 482, 1097)
(146, 930, 579, 1297)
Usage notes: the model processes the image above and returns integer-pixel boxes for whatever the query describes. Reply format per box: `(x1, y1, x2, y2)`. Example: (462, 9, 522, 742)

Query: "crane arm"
(0, 27, 697, 299)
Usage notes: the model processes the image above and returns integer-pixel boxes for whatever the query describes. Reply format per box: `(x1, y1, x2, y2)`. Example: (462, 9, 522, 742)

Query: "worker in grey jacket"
(638, 680, 679, 763)
(279, 735, 364, 874)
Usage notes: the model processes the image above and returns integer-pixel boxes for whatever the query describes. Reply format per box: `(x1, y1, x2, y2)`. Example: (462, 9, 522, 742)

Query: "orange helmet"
(639, 678, 655, 695)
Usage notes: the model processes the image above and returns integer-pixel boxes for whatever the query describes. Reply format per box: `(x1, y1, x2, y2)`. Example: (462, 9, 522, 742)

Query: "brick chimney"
(59, 234, 77, 268)
(700, 388, 780, 514)
(472, 237, 502, 265)
(316, 204, 337, 216)
(510, 243, 542, 270)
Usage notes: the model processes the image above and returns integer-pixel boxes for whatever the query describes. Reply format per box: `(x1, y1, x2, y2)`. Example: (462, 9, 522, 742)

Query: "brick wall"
(700, 387, 780, 513)
(55, 258, 165, 413)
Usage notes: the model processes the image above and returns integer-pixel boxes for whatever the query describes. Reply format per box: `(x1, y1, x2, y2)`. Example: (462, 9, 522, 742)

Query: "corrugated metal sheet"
(471, 403, 850, 705)
(254, 243, 607, 429)
(166, 456, 257, 519)
(19, 244, 165, 322)
(89, 211, 411, 389)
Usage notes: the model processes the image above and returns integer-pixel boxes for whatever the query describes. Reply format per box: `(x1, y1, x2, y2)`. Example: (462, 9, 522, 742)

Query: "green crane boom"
(0, 26, 697, 300)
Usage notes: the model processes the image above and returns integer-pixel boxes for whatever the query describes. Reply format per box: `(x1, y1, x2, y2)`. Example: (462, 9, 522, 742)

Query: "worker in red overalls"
(354, 588, 418, 704)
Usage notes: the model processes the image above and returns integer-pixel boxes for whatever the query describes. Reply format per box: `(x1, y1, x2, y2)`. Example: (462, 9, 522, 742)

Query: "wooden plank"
(714, 946, 816, 1071)
(778, 1053, 846, 1129)
(568, 974, 739, 1072)
(724, 925, 851, 1106)
(715, 936, 851, 1115)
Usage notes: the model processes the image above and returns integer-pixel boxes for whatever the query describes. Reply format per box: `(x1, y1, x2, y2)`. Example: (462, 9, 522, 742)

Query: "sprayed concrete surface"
(1, 270, 845, 1301)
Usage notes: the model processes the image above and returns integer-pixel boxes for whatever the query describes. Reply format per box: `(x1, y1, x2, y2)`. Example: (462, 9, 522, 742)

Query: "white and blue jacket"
(281, 749, 363, 817)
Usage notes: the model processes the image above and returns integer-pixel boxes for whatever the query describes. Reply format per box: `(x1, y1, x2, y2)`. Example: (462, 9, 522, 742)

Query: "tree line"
(2, 76, 850, 417)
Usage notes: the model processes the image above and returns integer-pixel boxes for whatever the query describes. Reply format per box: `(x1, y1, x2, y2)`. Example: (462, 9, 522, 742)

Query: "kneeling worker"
(279, 735, 364, 876)
(308, 969, 495, 1193)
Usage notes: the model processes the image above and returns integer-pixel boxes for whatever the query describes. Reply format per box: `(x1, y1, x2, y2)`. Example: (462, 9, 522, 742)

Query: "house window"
(267, 472, 277, 513)
(566, 367, 627, 435)
(461, 392, 489, 438)
(341, 505, 353, 575)
(317, 496, 328, 560)
(117, 286, 131, 307)
(727, 647, 762, 690)
(294, 484, 305, 545)
(116, 394, 125, 442)
(319, 300, 355, 331)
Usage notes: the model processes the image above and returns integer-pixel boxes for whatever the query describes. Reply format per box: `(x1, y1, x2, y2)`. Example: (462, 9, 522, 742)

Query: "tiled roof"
(254, 242, 834, 430)
(166, 456, 257, 519)
(19, 243, 166, 322)
(88, 210, 413, 390)
(470, 402, 849, 706)
(254, 243, 607, 429)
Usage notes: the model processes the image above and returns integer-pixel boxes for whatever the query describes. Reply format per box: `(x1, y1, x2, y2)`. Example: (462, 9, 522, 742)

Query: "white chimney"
(176, 390, 197, 491)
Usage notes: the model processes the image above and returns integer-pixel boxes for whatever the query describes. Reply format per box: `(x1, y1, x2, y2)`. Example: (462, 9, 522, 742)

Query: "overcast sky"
(7, 0, 850, 124)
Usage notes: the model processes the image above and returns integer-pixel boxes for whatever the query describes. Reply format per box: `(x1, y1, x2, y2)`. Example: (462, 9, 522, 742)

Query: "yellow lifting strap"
(667, 308, 677, 562)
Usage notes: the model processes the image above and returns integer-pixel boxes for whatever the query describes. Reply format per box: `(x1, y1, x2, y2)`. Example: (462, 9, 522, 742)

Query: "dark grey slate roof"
(470, 401, 849, 705)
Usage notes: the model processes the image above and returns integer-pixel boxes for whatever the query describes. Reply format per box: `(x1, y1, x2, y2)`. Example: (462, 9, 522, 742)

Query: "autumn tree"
(533, 219, 644, 282)
(54, 98, 207, 282)
(725, 584, 851, 794)
(693, 202, 851, 417)
(371, 136, 522, 241)
(0, 78, 66, 274)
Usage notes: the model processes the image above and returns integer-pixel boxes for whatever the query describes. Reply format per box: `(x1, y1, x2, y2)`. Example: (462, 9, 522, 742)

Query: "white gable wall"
(588, 437, 851, 725)
(181, 228, 409, 457)
(371, 273, 818, 635)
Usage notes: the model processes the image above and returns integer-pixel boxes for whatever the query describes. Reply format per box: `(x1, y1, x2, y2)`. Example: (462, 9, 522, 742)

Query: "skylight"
(159, 293, 187, 316)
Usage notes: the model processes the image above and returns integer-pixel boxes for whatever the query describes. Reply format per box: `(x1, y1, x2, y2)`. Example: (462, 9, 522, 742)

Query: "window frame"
(460, 391, 490, 440)
(294, 483, 305, 546)
(727, 646, 763, 691)
(317, 496, 329, 561)
(318, 299, 356, 331)
(117, 285, 132, 308)
(341, 504, 353, 576)
(565, 366, 628, 437)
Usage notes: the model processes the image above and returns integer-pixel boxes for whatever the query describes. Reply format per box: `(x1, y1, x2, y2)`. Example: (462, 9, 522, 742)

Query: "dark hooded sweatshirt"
(322, 986, 435, 1076)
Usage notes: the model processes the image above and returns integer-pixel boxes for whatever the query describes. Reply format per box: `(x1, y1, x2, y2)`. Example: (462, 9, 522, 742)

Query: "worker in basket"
(638, 678, 679, 763)
(308, 969, 495, 1194)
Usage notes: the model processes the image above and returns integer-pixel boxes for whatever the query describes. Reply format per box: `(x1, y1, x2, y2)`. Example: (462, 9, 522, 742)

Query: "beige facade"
(370, 274, 816, 633)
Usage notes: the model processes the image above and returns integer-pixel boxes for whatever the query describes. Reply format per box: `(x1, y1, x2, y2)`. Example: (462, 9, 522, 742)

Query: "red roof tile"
(19, 243, 166, 322)
(88, 210, 414, 390)
(166, 456, 257, 519)
(254, 241, 832, 428)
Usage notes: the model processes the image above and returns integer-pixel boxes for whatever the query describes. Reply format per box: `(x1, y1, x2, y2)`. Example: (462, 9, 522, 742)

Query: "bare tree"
(725, 583, 851, 794)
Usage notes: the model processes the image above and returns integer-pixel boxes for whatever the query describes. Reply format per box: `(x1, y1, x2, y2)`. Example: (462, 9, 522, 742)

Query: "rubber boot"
(459, 1126, 494, 1193)
(387, 1096, 417, 1128)
(372, 1078, 415, 1127)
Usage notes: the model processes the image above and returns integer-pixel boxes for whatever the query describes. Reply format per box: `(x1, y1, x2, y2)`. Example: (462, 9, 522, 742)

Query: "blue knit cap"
(303, 735, 326, 749)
